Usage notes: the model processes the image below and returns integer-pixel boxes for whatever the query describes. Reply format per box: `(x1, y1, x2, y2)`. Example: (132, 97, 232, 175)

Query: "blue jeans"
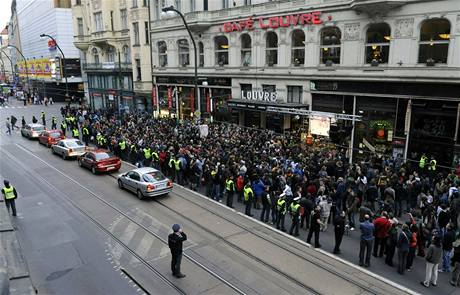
(442, 249, 452, 272)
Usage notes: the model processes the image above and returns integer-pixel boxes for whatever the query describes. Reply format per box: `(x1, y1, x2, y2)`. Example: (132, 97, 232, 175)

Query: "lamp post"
(0, 50, 15, 81)
(161, 6, 200, 119)
(7, 44, 29, 92)
(40, 34, 69, 99)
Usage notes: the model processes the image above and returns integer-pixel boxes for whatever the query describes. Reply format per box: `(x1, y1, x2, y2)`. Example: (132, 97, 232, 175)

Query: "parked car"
(51, 139, 86, 160)
(21, 124, 45, 139)
(38, 130, 65, 147)
(77, 149, 121, 174)
(117, 167, 173, 200)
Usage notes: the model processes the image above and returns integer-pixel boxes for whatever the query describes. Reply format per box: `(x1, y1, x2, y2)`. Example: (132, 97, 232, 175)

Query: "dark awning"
(227, 99, 308, 112)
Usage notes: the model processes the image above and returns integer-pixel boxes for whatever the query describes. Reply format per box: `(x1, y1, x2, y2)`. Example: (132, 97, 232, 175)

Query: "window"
(132, 0, 138, 7)
(198, 42, 204, 67)
(190, 0, 195, 12)
(265, 31, 278, 66)
(158, 41, 167, 67)
(291, 29, 305, 65)
(94, 12, 103, 32)
(244, 0, 251, 5)
(154, 0, 160, 19)
(222, 0, 229, 9)
(133, 22, 139, 45)
(240, 34, 251, 66)
(240, 83, 252, 94)
(107, 46, 116, 62)
(120, 9, 128, 30)
(418, 18, 450, 64)
(365, 23, 391, 64)
(178, 39, 190, 66)
(135, 59, 141, 81)
(262, 84, 276, 94)
(144, 21, 149, 44)
(92, 48, 99, 64)
(204, 0, 208, 11)
(110, 11, 114, 31)
(122, 45, 131, 63)
(175, 0, 181, 11)
(143, 0, 148, 6)
(75, 0, 81, 5)
(287, 86, 302, 103)
(215, 36, 229, 65)
(320, 27, 341, 65)
(77, 18, 84, 36)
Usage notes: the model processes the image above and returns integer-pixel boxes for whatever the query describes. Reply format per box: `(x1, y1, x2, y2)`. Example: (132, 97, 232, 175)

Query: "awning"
(227, 99, 308, 112)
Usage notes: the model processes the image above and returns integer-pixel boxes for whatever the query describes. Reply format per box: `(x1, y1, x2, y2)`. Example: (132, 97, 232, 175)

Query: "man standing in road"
(1, 180, 18, 216)
(168, 224, 187, 278)
(5, 118, 11, 135)
(333, 211, 346, 254)
(359, 214, 375, 267)
(41, 111, 46, 126)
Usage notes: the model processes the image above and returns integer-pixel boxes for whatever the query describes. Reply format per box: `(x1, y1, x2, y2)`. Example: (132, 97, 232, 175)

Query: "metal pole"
(403, 99, 412, 162)
(210, 88, 213, 123)
(175, 86, 179, 122)
(118, 51, 123, 114)
(8, 45, 29, 93)
(349, 95, 356, 165)
(42, 35, 69, 99)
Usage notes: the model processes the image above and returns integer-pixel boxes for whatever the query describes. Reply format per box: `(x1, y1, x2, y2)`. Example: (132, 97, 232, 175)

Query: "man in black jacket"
(333, 211, 346, 254)
(168, 224, 187, 278)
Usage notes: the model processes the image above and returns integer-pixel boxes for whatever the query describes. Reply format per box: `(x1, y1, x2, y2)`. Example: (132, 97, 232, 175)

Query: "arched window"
(158, 41, 167, 67)
(198, 42, 204, 67)
(365, 23, 391, 64)
(291, 29, 305, 65)
(215, 36, 229, 66)
(320, 27, 341, 64)
(178, 39, 190, 66)
(418, 18, 450, 64)
(241, 34, 251, 66)
(92, 48, 99, 64)
(122, 45, 131, 63)
(107, 46, 116, 62)
(265, 31, 278, 66)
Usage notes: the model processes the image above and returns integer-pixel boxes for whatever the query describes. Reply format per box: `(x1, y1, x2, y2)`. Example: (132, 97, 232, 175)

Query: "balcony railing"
(82, 62, 132, 71)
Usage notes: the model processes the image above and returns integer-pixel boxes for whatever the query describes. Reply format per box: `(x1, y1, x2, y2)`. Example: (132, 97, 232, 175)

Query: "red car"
(77, 149, 121, 174)
(38, 130, 66, 147)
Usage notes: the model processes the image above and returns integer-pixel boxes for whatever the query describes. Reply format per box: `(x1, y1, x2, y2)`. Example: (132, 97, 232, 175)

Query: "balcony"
(82, 62, 132, 72)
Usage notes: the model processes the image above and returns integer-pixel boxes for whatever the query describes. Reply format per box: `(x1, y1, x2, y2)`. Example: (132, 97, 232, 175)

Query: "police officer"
(276, 194, 287, 231)
(119, 138, 127, 160)
(72, 126, 80, 139)
(82, 125, 90, 146)
(428, 157, 437, 171)
(51, 116, 57, 129)
(151, 149, 160, 169)
(419, 153, 428, 171)
(143, 146, 152, 167)
(61, 120, 67, 136)
(289, 196, 301, 236)
(168, 224, 187, 278)
(225, 175, 235, 208)
(1, 180, 18, 216)
(243, 182, 254, 217)
(40, 111, 46, 126)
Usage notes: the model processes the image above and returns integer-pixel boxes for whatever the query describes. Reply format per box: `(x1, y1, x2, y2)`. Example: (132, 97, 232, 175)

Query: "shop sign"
(223, 12, 329, 33)
(48, 39, 56, 51)
(108, 94, 114, 101)
(241, 90, 277, 102)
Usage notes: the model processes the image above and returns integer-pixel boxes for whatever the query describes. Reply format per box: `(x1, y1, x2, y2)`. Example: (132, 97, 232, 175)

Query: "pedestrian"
(21, 116, 26, 129)
(300, 194, 314, 230)
(72, 126, 80, 139)
(288, 197, 301, 236)
(41, 111, 46, 126)
(260, 185, 270, 222)
(10, 116, 18, 130)
(49, 97, 53, 105)
(1, 180, 18, 216)
(319, 196, 332, 231)
(5, 118, 11, 135)
(442, 223, 455, 272)
(51, 116, 57, 130)
(236, 174, 244, 203)
(276, 193, 287, 231)
(421, 235, 443, 288)
(373, 211, 391, 257)
(243, 182, 254, 217)
(406, 224, 418, 271)
(450, 236, 460, 287)
(397, 223, 410, 274)
(32, 115, 37, 124)
(225, 175, 235, 208)
(385, 219, 398, 266)
(333, 211, 346, 254)
(61, 120, 67, 136)
(359, 214, 375, 267)
(168, 224, 187, 278)
(307, 206, 323, 248)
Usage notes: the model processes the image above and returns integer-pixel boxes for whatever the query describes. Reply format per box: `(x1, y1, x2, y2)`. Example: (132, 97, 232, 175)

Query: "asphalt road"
(0, 99, 456, 294)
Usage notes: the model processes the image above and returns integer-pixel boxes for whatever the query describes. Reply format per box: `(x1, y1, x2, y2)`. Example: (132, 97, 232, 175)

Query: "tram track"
(11, 144, 247, 295)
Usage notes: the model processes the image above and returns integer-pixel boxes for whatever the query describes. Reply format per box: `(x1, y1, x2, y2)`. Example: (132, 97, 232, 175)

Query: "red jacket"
(373, 217, 391, 239)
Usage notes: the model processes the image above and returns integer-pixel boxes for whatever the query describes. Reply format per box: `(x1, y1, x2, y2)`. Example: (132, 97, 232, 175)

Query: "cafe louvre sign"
(222, 11, 331, 33)
(241, 90, 278, 102)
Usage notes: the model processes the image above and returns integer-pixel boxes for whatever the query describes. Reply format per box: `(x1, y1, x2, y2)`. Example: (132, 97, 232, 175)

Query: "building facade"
(0, 26, 14, 83)
(9, 0, 83, 100)
(150, 0, 460, 167)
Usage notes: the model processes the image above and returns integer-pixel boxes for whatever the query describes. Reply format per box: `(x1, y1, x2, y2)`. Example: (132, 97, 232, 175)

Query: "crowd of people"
(29, 104, 460, 289)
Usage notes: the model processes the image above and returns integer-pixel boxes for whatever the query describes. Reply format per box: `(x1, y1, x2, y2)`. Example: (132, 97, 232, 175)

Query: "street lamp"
(161, 6, 200, 119)
(7, 44, 29, 93)
(40, 34, 69, 99)
(0, 49, 15, 82)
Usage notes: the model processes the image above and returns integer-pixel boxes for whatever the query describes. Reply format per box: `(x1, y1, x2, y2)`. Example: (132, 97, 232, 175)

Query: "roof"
(131, 167, 158, 174)
(26, 123, 44, 128)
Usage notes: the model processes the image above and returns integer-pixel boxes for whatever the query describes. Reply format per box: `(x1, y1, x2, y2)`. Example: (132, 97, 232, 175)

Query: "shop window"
(158, 41, 167, 67)
(265, 31, 278, 66)
(320, 27, 341, 65)
(178, 39, 190, 66)
(107, 46, 116, 63)
(291, 29, 305, 66)
(135, 59, 141, 81)
(92, 48, 99, 64)
(215, 36, 229, 66)
(418, 18, 450, 64)
(133, 22, 140, 45)
(287, 86, 302, 103)
(241, 34, 251, 66)
(365, 23, 391, 64)
(198, 42, 204, 67)
(122, 45, 130, 63)
(240, 84, 252, 98)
